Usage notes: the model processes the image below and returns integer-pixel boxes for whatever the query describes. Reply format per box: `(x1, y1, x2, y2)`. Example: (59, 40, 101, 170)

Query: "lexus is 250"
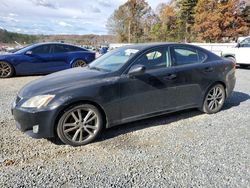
(12, 43, 236, 146)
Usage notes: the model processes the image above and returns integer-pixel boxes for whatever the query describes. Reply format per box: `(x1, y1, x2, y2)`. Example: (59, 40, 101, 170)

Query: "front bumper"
(12, 106, 58, 139)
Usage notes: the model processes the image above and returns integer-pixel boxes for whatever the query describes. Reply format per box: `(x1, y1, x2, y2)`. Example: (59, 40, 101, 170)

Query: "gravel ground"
(0, 69, 250, 187)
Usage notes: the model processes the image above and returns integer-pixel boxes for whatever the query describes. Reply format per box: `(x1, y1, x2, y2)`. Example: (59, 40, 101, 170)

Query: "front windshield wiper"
(89, 66, 110, 72)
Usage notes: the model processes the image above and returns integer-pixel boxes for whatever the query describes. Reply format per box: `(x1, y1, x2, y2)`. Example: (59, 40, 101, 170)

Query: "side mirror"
(128, 65, 146, 77)
(25, 50, 33, 55)
(236, 43, 240, 48)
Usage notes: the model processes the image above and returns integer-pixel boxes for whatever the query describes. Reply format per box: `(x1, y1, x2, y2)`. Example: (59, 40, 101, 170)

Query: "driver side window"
(134, 48, 169, 70)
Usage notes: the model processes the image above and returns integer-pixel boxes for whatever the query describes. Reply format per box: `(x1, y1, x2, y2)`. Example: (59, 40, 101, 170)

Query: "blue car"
(0, 42, 95, 78)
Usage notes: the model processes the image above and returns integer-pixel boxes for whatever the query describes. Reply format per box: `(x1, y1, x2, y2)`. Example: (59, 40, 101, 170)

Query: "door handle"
(204, 67, 214, 72)
(164, 74, 177, 80)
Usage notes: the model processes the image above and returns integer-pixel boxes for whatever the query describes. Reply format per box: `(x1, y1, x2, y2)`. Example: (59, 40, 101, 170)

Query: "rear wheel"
(0, 61, 14, 78)
(72, 59, 87, 68)
(57, 104, 103, 146)
(225, 56, 236, 64)
(201, 84, 225, 114)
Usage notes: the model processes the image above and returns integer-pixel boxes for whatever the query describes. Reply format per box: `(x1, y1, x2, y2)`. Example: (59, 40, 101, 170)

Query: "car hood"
(0, 53, 15, 60)
(18, 67, 108, 98)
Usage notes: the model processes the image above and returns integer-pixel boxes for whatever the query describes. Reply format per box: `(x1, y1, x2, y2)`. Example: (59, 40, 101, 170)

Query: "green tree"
(176, 0, 198, 42)
(151, 4, 179, 42)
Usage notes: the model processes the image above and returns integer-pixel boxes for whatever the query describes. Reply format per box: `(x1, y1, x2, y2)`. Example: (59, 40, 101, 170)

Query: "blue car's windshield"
(89, 47, 140, 72)
(14, 44, 35, 54)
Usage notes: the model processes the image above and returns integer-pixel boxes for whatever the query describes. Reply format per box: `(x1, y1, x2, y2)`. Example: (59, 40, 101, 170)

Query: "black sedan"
(12, 43, 236, 146)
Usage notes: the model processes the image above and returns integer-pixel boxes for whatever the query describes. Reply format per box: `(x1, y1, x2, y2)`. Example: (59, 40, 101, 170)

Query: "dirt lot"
(0, 68, 250, 187)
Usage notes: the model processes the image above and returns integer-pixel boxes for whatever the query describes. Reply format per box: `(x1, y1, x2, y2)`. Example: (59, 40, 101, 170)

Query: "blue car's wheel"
(72, 59, 87, 68)
(0, 61, 14, 78)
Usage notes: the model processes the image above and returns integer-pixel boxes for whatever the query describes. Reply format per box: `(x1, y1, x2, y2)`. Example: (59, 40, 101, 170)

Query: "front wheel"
(57, 104, 103, 146)
(0, 61, 14, 78)
(201, 84, 226, 114)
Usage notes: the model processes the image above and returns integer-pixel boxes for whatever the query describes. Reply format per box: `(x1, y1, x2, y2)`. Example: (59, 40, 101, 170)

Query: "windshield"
(240, 38, 250, 47)
(89, 47, 140, 72)
(14, 44, 35, 54)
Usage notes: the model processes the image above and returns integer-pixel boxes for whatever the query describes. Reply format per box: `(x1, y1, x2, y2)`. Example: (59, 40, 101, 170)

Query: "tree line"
(107, 0, 250, 43)
(0, 29, 37, 44)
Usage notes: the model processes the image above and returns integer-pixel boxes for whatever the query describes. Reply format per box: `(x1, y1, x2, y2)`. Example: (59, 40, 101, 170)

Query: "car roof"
(122, 42, 221, 60)
(123, 42, 201, 50)
(122, 43, 214, 55)
(30, 42, 81, 48)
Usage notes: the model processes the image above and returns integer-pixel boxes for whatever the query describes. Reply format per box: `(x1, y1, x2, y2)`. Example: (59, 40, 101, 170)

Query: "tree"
(106, 0, 156, 43)
(176, 0, 198, 42)
(151, 4, 179, 42)
(193, 0, 249, 42)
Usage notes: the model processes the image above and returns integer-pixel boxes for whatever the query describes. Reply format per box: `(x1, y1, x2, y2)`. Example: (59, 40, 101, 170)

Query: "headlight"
(21, 95, 55, 108)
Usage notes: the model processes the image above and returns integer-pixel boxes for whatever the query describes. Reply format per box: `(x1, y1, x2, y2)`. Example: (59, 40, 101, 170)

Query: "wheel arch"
(53, 99, 108, 137)
(203, 81, 227, 104)
(222, 52, 235, 58)
(70, 57, 87, 67)
(208, 81, 227, 96)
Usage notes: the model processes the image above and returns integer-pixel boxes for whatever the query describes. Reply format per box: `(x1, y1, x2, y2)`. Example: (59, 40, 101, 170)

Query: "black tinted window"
(135, 48, 169, 69)
(172, 47, 207, 66)
(32, 45, 51, 54)
(69, 46, 85, 52)
(53, 45, 68, 53)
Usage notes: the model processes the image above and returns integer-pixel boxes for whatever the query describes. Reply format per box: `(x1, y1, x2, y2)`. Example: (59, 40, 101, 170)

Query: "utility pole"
(128, 20, 131, 43)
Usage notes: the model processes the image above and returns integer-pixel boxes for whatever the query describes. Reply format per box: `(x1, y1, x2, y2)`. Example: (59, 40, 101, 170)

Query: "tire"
(201, 84, 226, 114)
(57, 104, 103, 146)
(0, 61, 14, 78)
(225, 56, 236, 64)
(239, 64, 249, 68)
(72, 59, 87, 68)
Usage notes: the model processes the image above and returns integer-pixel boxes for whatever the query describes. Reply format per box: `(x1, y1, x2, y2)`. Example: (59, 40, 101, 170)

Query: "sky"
(0, 0, 168, 35)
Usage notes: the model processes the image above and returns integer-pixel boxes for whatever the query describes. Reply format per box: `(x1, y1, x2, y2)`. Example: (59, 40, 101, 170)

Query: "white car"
(222, 37, 250, 68)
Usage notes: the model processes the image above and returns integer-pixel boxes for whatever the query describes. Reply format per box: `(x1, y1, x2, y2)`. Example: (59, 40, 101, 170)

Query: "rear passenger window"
(172, 47, 207, 66)
(53, 45, 67, 53)
(67, 46, 86, 52)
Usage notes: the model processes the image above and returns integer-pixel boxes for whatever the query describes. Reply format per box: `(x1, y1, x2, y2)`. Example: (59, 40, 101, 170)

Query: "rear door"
(49, 44, 70, 71)
(170, 45, 213, 108)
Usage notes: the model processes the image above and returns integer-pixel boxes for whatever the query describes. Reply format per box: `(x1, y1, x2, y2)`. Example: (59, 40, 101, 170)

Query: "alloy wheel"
(0, 61, 12, 78)
(205, 85, 225, 112)
(57, 104, 103, 146)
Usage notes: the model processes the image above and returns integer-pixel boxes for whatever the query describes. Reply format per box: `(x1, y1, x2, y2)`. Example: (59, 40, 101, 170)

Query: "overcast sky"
(0, 0, 168, 35)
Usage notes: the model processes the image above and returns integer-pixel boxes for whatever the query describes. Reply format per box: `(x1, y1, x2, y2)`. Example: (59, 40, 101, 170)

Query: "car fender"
(222, 53, 235, 58)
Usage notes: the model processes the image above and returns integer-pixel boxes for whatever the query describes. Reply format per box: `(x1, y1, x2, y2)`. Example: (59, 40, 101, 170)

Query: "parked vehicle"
(99, 46, 109, 55)
(0, 42, 95, 78)
(12, 43, 236, 146)
(222, 36, 250, 68)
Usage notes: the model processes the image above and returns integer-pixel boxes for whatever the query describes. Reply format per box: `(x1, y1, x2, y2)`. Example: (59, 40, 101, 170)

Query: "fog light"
(33, 125, 39, 133)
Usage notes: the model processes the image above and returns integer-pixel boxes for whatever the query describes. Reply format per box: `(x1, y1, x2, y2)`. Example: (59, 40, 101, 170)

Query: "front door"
(119, 47, 178, 122)
(19, 44, 53, 74)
